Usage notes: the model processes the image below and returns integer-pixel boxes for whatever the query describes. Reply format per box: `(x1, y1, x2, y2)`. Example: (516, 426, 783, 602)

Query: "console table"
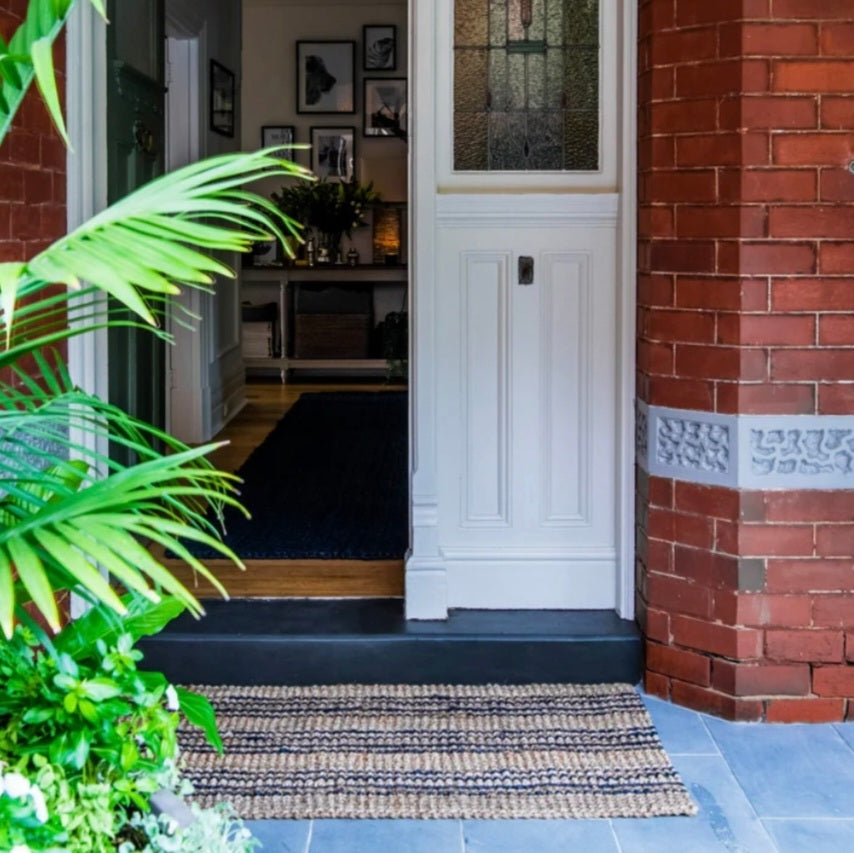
(240, 265, 408, 382)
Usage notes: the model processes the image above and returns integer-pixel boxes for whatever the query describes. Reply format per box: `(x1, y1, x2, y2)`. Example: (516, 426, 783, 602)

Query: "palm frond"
(14, 150, 309, 324)
(0, 150, 310, 356)
(0, 0, 106, 144)
(0, 442, 246, 635)
(0, 348, 249, 636)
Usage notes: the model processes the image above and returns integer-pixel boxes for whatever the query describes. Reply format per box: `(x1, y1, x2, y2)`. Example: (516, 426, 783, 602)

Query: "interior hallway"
(164, 379, 406, 599)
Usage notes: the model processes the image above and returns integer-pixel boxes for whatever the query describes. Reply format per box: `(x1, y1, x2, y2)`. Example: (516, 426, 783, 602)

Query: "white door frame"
(66, 2, 108, 410)
(66, 1, 108, 619)
(405, 0, 637, 620)
(164, 4, 210, 443)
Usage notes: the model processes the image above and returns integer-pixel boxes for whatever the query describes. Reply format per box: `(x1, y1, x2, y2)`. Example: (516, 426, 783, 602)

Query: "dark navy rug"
(195, 391, 407, 560)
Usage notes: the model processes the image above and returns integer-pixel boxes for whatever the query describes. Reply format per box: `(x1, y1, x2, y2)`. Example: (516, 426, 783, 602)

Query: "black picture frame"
(310, 126, 356, 181)
(363, 25, 397, 71)
(363, 78, 407, 139)
(210, 60, 235, 137)
(296, 41, 356, 114)
(261, 125, 296, 156)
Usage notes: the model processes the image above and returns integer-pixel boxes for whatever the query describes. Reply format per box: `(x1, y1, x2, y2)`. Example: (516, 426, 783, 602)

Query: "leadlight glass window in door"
(454, 0, 599, 171)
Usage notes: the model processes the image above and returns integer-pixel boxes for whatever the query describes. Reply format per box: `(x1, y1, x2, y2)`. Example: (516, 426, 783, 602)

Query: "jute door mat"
(179, 683, 696, 820)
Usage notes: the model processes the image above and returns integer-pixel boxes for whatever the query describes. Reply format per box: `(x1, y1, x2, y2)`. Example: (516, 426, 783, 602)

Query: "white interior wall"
(242, 0, 408, 203)
(241, 0, 409, 330)
(242, 0, 407, 181)
(166, 0, 246, 441)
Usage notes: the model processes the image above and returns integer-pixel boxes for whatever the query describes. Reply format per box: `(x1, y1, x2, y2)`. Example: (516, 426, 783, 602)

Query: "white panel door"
(435, 201, 618, 609)
(406, 0, 634, 617)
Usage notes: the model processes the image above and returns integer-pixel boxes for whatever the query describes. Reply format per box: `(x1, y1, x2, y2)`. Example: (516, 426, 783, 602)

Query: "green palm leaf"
(0, 149, 309, 360)
(0, 1, 315, 636)
(0, 0, 106, 143)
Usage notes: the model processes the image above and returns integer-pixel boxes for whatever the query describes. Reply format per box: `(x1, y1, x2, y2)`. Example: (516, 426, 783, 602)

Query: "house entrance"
(70, 0, 635, 618)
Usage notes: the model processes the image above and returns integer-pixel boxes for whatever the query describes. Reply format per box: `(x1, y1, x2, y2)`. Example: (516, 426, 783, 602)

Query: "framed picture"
(249, 239, 280, 267)
(310, 126, 356, 181)
(210, 60, 235, 137)
(261, 125, 296, 156)
(363, 25, 396, 70)
(363, 78, 407, 138)
(296, 41, 355, 114)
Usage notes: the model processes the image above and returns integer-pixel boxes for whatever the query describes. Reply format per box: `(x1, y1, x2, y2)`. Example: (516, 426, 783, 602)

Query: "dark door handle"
(518, 255, 534, 285)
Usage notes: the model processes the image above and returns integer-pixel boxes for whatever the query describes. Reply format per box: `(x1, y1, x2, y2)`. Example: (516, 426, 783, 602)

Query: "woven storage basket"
(294, 313, 371, 359)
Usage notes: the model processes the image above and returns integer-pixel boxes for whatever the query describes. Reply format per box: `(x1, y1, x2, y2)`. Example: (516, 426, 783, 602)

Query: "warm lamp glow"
(373, 205, 402, 264)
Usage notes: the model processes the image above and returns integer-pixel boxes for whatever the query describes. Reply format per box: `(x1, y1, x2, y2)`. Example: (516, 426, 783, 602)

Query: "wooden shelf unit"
(241, 265, 408, 381)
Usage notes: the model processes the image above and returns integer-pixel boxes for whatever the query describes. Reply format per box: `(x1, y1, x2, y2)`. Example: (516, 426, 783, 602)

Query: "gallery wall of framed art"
(241, 2, 408, 201)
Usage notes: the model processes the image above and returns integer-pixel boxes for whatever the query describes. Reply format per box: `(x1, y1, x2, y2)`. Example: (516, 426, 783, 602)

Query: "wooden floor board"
(162, 558, 404, 598)
(186, 380, 406, 598)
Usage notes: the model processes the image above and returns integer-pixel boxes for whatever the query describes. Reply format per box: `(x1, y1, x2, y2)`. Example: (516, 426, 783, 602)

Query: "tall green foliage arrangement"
(0, 1, 312, 849)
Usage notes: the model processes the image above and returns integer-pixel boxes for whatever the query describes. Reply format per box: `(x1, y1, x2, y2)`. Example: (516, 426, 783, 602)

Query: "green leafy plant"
(1, 0, 315, 849)
(0, 596, 231, 850)
(119, 799, 258, 853)
(1, 624, 177, 808)
(272, 177, 381, 250)
(0, 1, 312, 635)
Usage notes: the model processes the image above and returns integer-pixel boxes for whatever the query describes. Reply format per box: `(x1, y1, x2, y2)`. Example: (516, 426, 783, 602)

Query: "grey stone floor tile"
(245, 820, 312, 853)
(309, 819, 462, 853)
(463, 819, 619, 853)
(705, 719, 854, 818)
(763, 818, 854, 853)
(612, 755, 776, 853)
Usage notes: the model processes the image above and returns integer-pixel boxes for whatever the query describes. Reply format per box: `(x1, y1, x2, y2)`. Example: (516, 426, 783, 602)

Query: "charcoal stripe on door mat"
(178, 683, 696, 820)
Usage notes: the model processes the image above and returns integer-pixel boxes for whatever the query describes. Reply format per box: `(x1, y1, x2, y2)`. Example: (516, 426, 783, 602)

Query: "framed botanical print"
(363, 25, 396, 70)
(310, 126, 356, 181)
(363, 78, 407, 138)
(210, 60, 235, 137)
(296, 41, 356, 113)
(261, 125, 296, 156)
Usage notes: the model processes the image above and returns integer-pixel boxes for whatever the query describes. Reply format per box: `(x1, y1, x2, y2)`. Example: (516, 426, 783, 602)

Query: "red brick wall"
(639, 0, 854, 415)
(638, 1, 854, 721)
(1, 1, 69, 625)
(0, 0, 67, 264)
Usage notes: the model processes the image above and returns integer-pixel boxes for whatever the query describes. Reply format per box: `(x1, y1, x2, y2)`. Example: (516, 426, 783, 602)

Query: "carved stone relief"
(751, 428, 854, 477)
(636, 404, 648, 465)
(656, 417, 730, 474)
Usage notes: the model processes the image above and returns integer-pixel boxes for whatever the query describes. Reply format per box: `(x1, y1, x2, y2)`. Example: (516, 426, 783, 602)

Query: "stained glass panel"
(454, 0, 600, 172)
(455, 0, 489, 45)
(455, 112, 489, 170)
(455, 49, 489, 112)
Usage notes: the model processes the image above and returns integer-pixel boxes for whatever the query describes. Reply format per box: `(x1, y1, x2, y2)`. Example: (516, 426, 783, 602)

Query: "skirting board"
(445, 559, 618, 610)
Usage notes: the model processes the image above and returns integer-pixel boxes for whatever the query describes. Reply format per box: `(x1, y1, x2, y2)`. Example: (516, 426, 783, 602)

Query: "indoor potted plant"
(272, 177, 380, 263)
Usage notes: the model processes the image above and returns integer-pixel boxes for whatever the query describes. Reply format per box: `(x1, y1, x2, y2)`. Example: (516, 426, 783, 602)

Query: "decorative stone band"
(637, 402, 854, 490)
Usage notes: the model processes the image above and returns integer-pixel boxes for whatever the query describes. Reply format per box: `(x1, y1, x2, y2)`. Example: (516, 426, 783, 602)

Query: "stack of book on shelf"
(240, 301, 279, 360)
(241, 321, 276, 359)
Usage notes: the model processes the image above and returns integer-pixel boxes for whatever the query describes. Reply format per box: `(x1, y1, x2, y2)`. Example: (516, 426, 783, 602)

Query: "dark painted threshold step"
(139, 599, 642, 686)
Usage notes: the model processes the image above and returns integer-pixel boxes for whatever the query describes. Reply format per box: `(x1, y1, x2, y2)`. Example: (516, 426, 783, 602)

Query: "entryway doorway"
(162, 0, 412, 600)
(71, 0, 635, 621)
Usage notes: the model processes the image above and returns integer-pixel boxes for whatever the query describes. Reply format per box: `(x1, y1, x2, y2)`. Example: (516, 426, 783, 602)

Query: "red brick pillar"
(1, 1, 67, 264)
(637, 0, 854, 721)
(1, 1, 68, 623)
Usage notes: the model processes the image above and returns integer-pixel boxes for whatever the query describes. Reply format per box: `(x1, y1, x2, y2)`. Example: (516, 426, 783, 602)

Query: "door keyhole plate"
(518, 255, 534, 285)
